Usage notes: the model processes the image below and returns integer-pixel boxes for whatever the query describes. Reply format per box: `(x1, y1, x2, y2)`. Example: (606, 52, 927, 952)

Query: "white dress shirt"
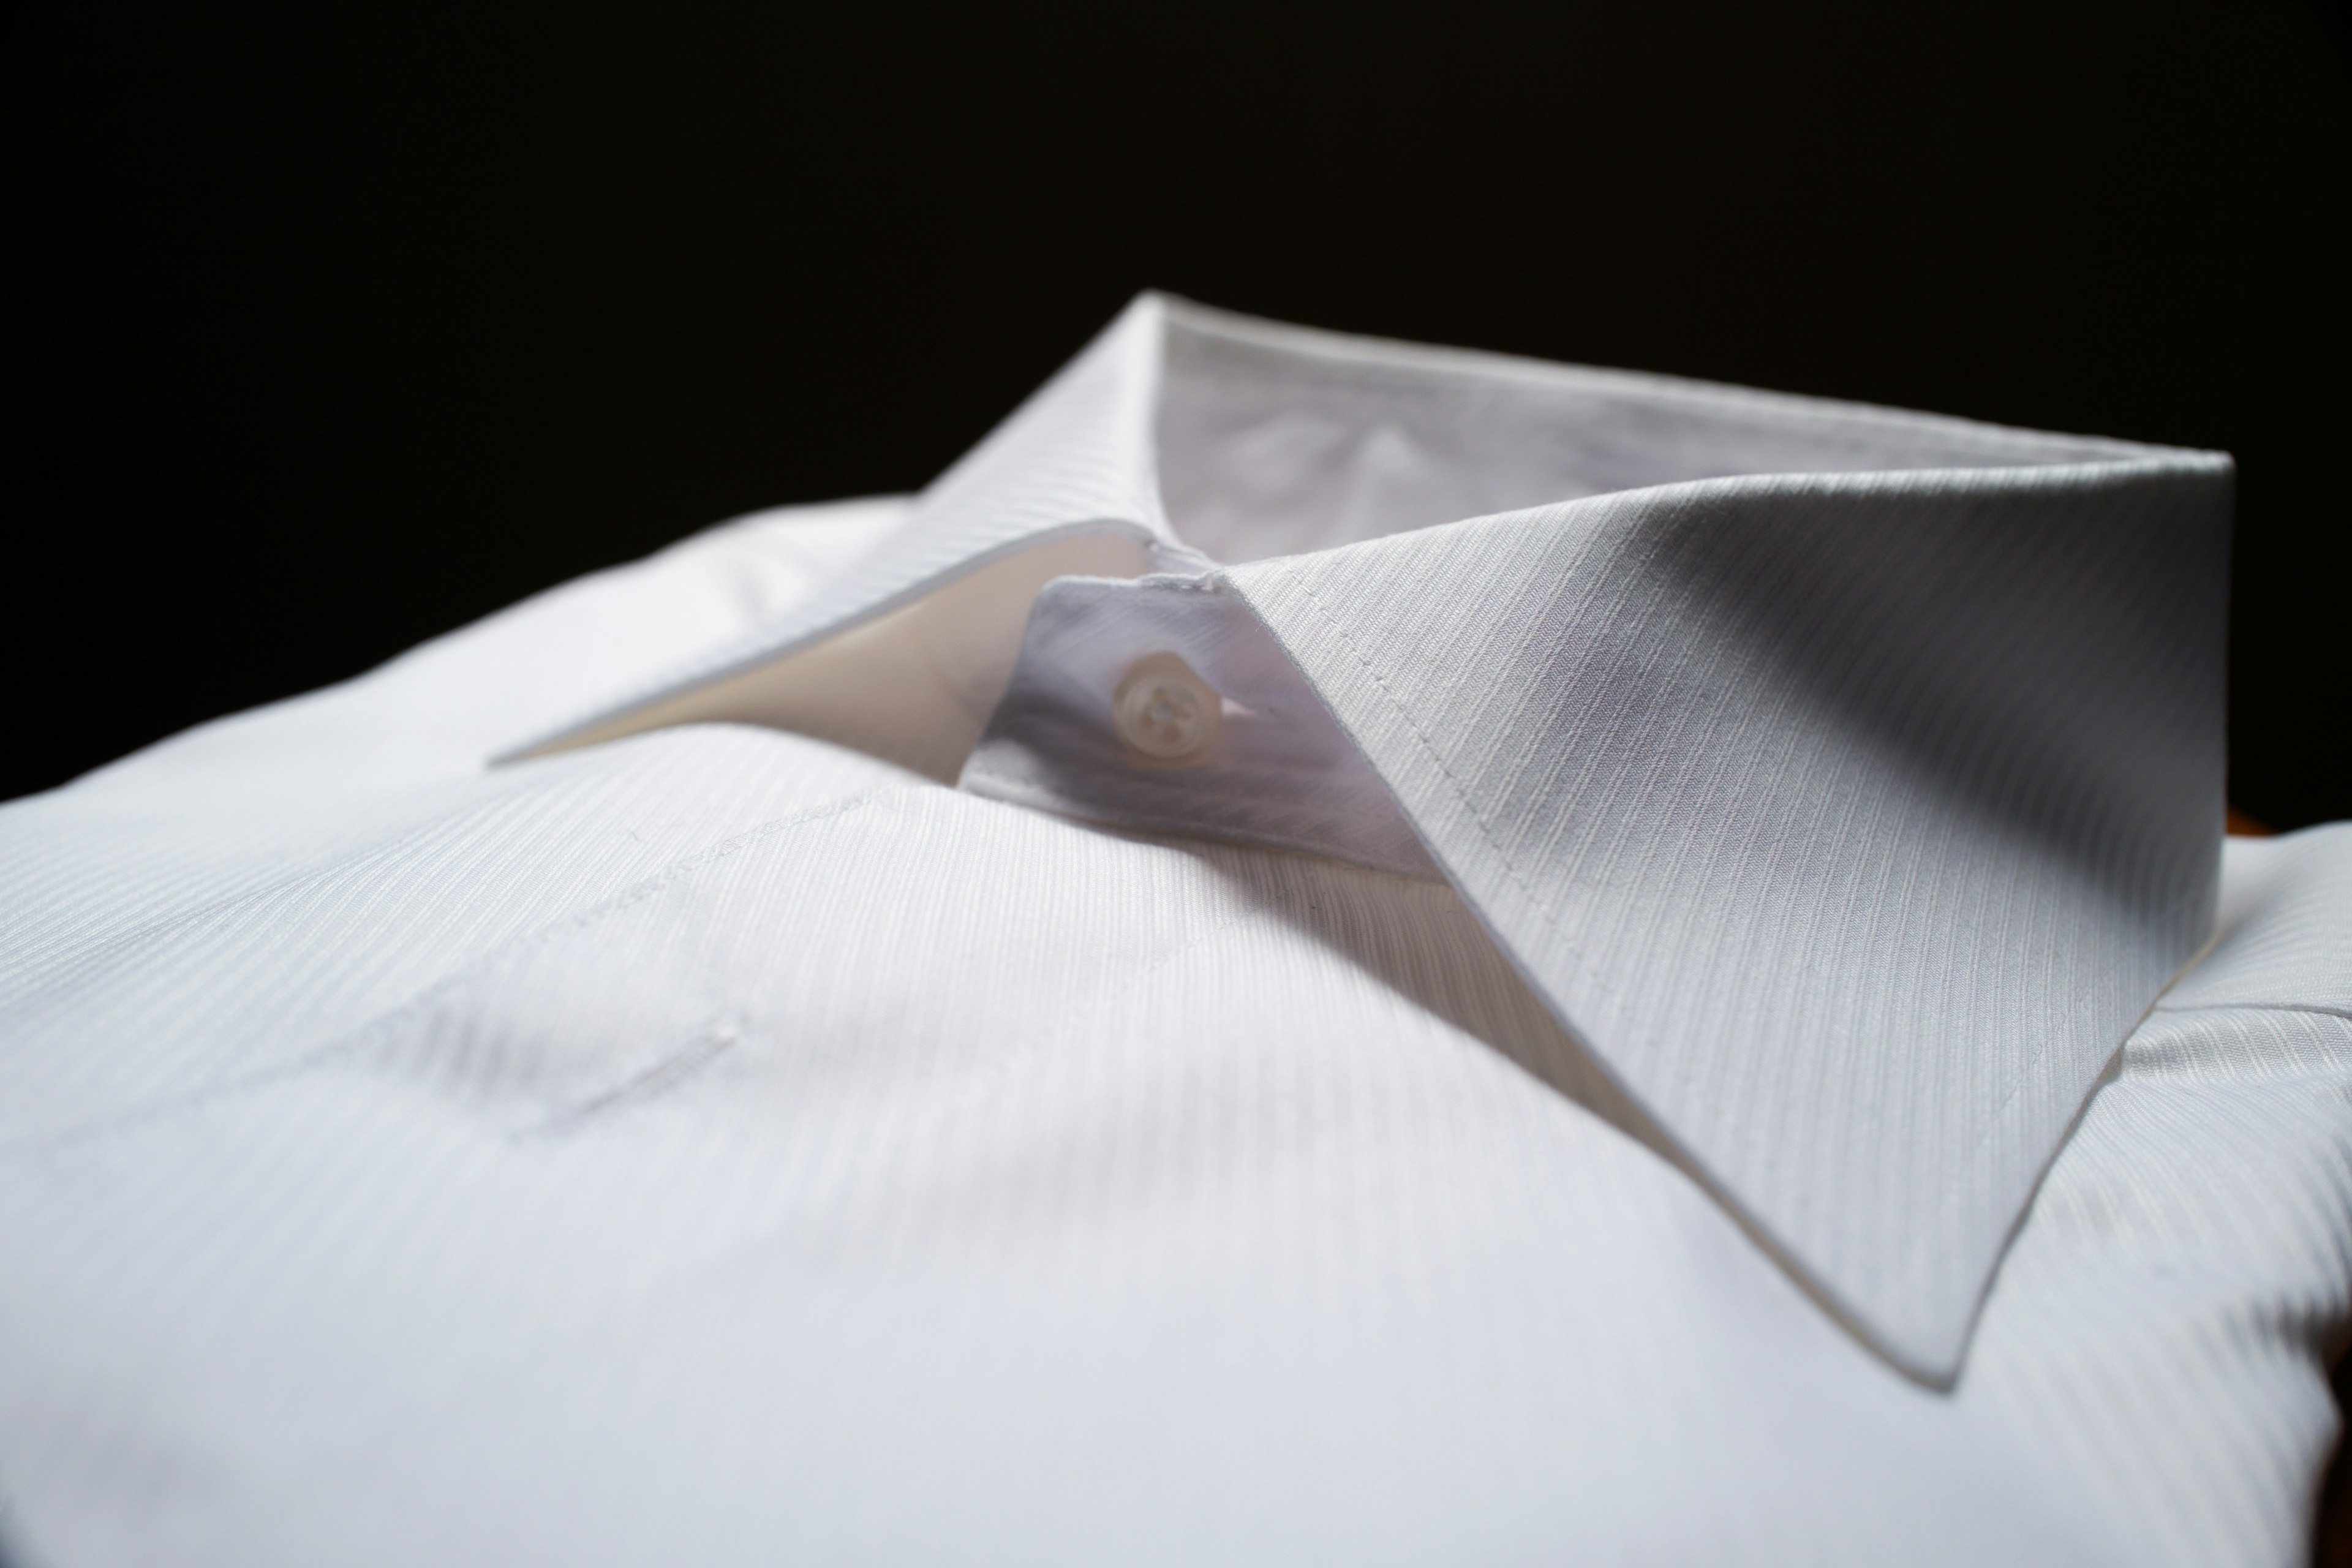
(1, 295, 2345, 1566)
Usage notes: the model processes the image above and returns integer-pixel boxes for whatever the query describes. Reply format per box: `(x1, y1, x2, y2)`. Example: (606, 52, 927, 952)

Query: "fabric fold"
(484, 291, 2236, 1379)
(1226, 456, 2231, 1379)
(500, 296, 1185, 762)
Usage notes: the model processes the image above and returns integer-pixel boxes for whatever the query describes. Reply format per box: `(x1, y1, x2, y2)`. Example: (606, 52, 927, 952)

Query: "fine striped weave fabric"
(1227, 456, 2228, 1376)
(0, 297, 2340, 1567)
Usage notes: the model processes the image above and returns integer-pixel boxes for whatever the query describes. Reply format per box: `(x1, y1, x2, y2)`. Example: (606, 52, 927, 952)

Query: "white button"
(1112, 652, 1223, 765)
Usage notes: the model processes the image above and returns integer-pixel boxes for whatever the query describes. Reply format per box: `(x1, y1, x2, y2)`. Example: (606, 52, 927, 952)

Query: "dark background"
(4, 0, 2347, 821)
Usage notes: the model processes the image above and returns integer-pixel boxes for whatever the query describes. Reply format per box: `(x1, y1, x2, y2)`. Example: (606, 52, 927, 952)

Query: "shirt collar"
(515, 293, 2233, 1382)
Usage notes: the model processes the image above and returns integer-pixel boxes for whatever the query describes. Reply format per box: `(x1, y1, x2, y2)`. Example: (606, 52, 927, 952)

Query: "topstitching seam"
(1264, 552, 2087, 1327)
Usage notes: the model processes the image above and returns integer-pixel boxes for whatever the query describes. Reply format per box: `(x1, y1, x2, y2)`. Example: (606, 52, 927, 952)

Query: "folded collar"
(513, 294, 2232, 1382)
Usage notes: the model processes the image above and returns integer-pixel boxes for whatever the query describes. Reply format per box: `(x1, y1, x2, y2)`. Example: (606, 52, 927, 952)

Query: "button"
(1112, 652, 1223, 765)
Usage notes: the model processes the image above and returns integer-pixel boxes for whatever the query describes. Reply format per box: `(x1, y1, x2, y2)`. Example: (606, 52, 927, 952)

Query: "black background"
(5, 0, 2347, 821)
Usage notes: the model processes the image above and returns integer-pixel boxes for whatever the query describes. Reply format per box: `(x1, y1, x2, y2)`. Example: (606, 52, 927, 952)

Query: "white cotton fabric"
(963, 299, 2230, 1378)
(1224, 458, 2230, 1378)
(0, 295, 2342, 1568)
